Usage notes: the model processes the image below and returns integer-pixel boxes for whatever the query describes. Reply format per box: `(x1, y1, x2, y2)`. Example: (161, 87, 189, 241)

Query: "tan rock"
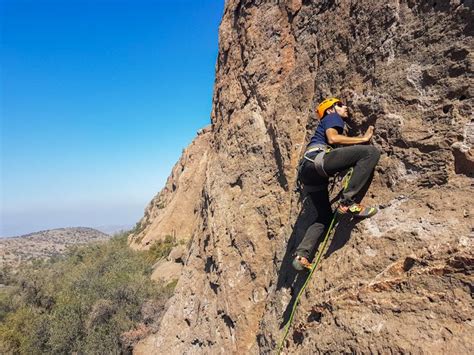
(128, 130, 211, 249)
(134, 1, 474, 354)
(167, 245, 186, 263)
(150, 260, 182, 285)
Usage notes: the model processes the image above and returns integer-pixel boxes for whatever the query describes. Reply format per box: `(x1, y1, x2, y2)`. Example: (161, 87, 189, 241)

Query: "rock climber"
(292, 97, 381, 270)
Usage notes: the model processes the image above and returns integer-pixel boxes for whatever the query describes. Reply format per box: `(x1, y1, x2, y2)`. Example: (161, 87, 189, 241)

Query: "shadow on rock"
(277, 213, 356, 329)
(276, 196, 316, 291)
(324, 215, 360, 257)
(276, 173, 374, 329)
(324, 171, 374, 257)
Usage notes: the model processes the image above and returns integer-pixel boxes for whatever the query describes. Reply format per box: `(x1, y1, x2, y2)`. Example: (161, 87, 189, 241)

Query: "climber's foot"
(292, 255, 313, 271)
(337, 202, 378, 218)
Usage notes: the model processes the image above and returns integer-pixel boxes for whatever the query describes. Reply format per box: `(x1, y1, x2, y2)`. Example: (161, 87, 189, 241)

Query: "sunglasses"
(334, 102, 345, 107)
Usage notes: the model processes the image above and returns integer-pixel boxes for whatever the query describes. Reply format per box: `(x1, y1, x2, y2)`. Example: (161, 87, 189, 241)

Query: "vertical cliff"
(134, 1, 473, 353)
(129, 126, 212, 249)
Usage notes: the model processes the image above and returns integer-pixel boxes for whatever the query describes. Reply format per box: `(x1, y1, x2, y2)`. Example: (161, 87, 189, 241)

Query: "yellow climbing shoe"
(337, 202, 378, 218)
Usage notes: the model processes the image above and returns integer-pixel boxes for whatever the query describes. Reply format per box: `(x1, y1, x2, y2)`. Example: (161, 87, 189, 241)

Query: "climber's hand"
(363, 126, 374, 142)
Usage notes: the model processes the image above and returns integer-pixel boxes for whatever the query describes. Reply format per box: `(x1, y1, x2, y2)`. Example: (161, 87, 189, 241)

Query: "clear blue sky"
(0, 0, 225, 236)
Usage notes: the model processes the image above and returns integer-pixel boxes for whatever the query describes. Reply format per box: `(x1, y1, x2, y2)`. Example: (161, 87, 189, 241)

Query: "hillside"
(131, 1, 473, 353)
(0, 227, 111, 269)
(0, 233, 173, 354)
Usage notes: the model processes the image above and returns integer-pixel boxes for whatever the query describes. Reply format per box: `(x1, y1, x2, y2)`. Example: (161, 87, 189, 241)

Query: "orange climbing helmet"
(317, 97, 342, 119)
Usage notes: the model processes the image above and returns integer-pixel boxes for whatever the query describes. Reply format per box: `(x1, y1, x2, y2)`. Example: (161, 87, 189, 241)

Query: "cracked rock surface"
(133, 1, 473, 353)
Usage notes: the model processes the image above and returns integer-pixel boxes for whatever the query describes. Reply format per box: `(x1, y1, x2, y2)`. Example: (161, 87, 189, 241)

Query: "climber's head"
(317, 98, 348, 119)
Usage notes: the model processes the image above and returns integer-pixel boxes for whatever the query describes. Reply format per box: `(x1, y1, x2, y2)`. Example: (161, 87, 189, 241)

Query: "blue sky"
(1, 0, 225, 236)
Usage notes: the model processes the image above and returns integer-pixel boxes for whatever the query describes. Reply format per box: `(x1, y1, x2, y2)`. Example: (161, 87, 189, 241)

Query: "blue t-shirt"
(308, 113, 345, 147)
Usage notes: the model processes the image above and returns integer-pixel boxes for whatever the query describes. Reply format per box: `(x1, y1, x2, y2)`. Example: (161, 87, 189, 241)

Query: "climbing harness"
(303, 144, 331, 178)
(277, 212, 339, 354)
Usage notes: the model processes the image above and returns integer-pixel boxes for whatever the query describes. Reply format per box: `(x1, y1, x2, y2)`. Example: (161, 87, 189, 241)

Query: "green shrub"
(146, 235, 177, 263)
(0, 232, 174, 354)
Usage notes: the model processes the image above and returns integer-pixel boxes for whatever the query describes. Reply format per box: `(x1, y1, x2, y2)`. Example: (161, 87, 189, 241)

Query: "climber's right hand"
(363, 125, 374, 142)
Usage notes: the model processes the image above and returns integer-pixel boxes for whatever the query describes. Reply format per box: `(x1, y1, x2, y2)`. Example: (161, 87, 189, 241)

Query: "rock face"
(133, 1, 473, 353)
(129, 125, 211, 249)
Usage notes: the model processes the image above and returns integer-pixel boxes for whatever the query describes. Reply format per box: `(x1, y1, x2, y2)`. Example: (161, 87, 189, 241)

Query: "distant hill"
(0, 227, 112, 268)
(94, 224, 134, 235)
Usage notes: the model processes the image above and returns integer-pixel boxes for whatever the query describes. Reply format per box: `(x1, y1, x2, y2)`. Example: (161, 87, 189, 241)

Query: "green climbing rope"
(277, 168, 353, 353)
(277, 212, 339, 354)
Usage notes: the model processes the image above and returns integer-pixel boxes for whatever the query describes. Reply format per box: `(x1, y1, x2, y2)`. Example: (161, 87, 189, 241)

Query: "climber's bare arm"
(326, 126, 374, 145)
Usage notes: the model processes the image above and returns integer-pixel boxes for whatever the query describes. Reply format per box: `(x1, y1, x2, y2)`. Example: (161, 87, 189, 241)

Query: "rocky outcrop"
(134, 1, 473, 353)
(129, 125, 212, 249)
(150, 245, 187, 285)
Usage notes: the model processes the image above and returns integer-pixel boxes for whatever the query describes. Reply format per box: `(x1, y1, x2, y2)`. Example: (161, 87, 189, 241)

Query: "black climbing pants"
(295, 145, 380, 260)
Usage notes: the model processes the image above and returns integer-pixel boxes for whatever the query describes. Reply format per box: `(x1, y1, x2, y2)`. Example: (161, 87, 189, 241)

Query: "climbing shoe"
(292, 255, 313, 271)
(337, 202, 378, 218)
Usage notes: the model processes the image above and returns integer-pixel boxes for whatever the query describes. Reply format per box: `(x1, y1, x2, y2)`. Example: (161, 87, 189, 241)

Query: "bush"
(0, 232, 175, 354)
(146, 235, 177, 263)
